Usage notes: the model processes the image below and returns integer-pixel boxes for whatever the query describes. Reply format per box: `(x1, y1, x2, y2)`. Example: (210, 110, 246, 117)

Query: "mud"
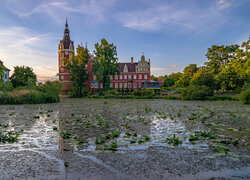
(0, 99, 249, 180)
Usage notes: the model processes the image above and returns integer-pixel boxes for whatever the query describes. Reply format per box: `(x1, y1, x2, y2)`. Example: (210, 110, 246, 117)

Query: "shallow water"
(0, 99, 249, 179)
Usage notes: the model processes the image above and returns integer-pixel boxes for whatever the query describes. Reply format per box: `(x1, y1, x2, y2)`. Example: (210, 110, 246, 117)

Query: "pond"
(0, 99, 249, 179)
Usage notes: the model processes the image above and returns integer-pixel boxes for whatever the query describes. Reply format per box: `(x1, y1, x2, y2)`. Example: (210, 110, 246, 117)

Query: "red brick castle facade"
(58, 20, 159, 94)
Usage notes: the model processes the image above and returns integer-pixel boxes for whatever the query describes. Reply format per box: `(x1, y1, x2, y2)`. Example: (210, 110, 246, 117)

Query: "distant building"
(0, 60, 10, 82)
(58, 19, 159, 95)
(87, 55, 153, 91)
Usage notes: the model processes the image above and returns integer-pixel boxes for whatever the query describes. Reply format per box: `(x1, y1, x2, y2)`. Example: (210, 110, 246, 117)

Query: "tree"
(10, 66, 37, 88)
(93, 38, 119, 91)
(163, 72, 182, 87)
(0, 65, 4, 82)
(205, 44, 239, 74)
(150, 75, 158, 81)
(191, 68, 216, 90)
(183, 64, 198, 76)
(65, 45, 89, 97)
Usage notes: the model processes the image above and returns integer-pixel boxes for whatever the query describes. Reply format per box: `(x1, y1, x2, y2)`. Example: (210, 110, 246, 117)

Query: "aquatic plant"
(166, 134, 182, 146)
(138, 139, 145, 144)
(111, 131, 120, 138)
(52, 126, 57, 131)
(60, 130, 71, 139)
(0, 131, 19, 143)
(144, 135, 150, 141)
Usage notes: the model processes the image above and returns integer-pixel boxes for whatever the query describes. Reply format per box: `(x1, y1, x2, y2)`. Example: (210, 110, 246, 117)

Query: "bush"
(0, 82, 14, 92)
(240, 83, 250, 104)
(104, 89, 119, 96)
(205, 95, 237, 101)
(182, 85, 213, 100)
(0, 90, 60, 105)
(132, 89, 155, 96)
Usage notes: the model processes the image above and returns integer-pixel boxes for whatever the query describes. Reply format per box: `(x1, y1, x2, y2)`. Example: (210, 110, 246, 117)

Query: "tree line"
(161, 38, 249, 102)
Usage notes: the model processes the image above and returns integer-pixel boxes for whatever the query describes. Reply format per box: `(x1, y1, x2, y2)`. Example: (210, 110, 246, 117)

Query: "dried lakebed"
(0, 99, 249, 180)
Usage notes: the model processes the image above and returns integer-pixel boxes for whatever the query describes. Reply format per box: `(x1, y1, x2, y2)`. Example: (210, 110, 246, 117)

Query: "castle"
(58, 20, 159, 95)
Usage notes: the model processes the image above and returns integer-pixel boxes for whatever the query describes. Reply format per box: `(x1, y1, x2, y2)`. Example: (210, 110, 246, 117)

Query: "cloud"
(117, 1, 228, 33)
(33, 66, 58, 80)
(7, 0, 116, 23)
(217, 0, 231, 10)
(0, 26, 58, 80)
(151, 65, 183, 76)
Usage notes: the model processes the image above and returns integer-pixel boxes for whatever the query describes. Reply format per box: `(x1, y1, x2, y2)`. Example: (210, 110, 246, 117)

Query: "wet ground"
(0, 99, 249, 180)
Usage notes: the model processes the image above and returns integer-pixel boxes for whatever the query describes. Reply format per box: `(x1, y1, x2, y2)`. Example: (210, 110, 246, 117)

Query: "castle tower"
(58, 18, 74, 95)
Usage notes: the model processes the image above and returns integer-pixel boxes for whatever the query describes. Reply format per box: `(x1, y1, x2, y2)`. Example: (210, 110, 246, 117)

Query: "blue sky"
(0, 0, 249, 80)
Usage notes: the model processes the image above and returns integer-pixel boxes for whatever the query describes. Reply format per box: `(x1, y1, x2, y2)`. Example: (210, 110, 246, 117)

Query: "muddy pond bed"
(0, 99, 249, 180)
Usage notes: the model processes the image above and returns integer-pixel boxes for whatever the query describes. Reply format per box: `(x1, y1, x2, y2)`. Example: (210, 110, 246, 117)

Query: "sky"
(0, 0, 249, 80)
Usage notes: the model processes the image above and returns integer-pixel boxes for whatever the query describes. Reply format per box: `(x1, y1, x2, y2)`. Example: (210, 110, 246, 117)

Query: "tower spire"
(66, 17, 68, 27)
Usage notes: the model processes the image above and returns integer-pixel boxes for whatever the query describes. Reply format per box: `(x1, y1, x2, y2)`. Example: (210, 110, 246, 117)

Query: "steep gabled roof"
(119, 62, 138, 73)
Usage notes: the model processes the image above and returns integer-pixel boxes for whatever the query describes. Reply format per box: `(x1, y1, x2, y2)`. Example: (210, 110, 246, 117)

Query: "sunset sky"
(0, 0, 249, 80)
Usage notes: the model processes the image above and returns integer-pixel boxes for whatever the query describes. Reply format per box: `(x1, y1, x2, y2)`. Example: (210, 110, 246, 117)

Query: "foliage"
(0, 131, 19, 143)
(183, 64, 198, 76)
(175, 74, 191, 88)
(0, 65, 4, 82)
(163, 72, 182, 87)
(182, 85, 213, 100)
(0, 81, 13, 92)
(132, 89, 155, 96)
(10, 66, 37, 88)
(65, 45, 89, 97)
(93, 38, 119, 91)
(240, 83, 250, 104)
(205, 44, 239, 74)
(104, 89, 119, 96)
(191, 68, 217, 89)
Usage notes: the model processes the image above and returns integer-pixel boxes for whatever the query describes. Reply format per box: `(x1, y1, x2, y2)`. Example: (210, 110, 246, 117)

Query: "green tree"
(205, 44, 239, 74)
(65, 45, 89, 97)
(93, 38, 119, 91)
(10, 66, 37, 88)
(183, 64, 198, 76)
(163, 72, 182, 87)
(191, 68, 216, 90)
(175, 74, 191, 88)
(0, 65, 4, 82)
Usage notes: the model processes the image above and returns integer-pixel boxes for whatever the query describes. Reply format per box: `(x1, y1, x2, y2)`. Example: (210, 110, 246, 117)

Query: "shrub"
(132, 89, 155, 96)
(104, 89, 119, 96)
(0, 82, 14, 92)
(182, 85, 213, 100)
(240, 83, 250, 104)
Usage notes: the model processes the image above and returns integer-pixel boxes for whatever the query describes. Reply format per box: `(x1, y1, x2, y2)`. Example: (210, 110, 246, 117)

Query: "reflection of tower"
(58, 18, 75, 96)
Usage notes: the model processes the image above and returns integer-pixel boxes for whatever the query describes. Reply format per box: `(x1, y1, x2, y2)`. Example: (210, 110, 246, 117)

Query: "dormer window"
(124, 64, 128, 72)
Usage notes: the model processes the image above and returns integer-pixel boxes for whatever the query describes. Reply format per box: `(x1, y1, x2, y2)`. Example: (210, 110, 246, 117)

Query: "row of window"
(91, 82, 143, 89)
(93, 74, 148, 81)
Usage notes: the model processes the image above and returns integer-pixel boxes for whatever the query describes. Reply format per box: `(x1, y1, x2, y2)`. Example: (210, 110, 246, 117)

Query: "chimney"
(131, 57, 133, 64)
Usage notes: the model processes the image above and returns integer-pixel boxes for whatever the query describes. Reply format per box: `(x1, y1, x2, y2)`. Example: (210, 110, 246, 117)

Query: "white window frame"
(124, 75, 127, 79)
(93, 75, 96, 80)
(128, 75, 131, 80)
(144, 75, 147, 79)
(115, 75, 118, 80)
(133, 83, 137, 88)
(124, 83, 127, 88)
(139, 75, 142, 80)
(110, 75, 113, 80)
(133, 75, 136, 80)
(110, 83, 113, 88)
(120, 75, 123, 80)
(120, 83, 123, 89)
(128, 83, 131, 88)
(115, 83, 118, 88)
